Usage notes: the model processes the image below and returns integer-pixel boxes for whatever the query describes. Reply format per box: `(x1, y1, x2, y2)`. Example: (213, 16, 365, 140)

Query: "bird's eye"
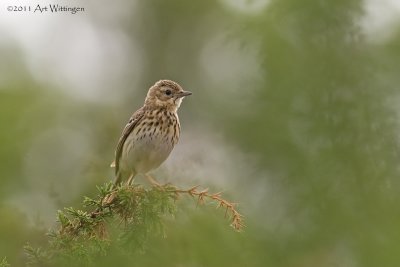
(165, 89, 172, 96)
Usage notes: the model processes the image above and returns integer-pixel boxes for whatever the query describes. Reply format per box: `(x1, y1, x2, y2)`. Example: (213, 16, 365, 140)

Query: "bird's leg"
(145, 174, 162, 187)
(126, 173, 135, 186)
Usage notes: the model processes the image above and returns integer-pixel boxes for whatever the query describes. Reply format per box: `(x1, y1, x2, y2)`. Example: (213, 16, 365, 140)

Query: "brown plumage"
(113, 80, 192, 186)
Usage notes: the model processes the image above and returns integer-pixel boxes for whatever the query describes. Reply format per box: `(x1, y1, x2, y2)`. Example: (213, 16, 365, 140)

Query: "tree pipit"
(112, 80, 192, 186)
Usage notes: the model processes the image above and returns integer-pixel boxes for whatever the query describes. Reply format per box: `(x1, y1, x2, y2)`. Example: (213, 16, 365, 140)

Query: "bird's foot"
(146, 174, 168, 189)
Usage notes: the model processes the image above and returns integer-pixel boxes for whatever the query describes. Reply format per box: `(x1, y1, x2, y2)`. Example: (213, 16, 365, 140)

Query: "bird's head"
(145, 80, 192, 111)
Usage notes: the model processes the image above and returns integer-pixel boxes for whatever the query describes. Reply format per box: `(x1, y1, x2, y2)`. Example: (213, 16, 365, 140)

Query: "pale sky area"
(1, 0, 399, 104)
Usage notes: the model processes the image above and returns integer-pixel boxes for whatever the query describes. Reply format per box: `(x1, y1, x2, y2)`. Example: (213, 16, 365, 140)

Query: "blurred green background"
(1, 0, 400, 266)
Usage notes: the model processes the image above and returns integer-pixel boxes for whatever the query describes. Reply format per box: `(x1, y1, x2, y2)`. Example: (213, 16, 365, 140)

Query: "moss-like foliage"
(0, 258, 10, 267)
(24, 183, 243, 266)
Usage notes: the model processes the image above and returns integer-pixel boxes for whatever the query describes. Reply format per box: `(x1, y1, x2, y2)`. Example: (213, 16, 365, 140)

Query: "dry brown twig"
(170, 185, 245, 231)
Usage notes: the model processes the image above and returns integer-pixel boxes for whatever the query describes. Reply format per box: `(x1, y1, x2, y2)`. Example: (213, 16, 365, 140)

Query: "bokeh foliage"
(1, 0, 400, 266)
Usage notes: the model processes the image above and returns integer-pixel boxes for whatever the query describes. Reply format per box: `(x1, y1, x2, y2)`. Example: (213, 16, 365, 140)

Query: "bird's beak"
(178, 90, 192, 98)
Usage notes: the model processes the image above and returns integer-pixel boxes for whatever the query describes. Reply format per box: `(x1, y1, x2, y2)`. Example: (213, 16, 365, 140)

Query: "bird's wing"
(113, 106, 145, 176)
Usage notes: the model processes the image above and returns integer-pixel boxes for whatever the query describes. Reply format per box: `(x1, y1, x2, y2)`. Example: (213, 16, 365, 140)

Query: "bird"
(112, 80, 192, 186)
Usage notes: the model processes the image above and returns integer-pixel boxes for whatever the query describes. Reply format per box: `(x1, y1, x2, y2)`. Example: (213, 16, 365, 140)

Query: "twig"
(170, 185, 245, 231)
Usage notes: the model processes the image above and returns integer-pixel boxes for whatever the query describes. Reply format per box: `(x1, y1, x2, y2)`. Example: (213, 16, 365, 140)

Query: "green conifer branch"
(0, 257, 10, 267)
(24, 182, 243, 266)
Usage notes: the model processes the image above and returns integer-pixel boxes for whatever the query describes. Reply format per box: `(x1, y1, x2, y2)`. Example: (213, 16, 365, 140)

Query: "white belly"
(119, 131, 174, 175)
